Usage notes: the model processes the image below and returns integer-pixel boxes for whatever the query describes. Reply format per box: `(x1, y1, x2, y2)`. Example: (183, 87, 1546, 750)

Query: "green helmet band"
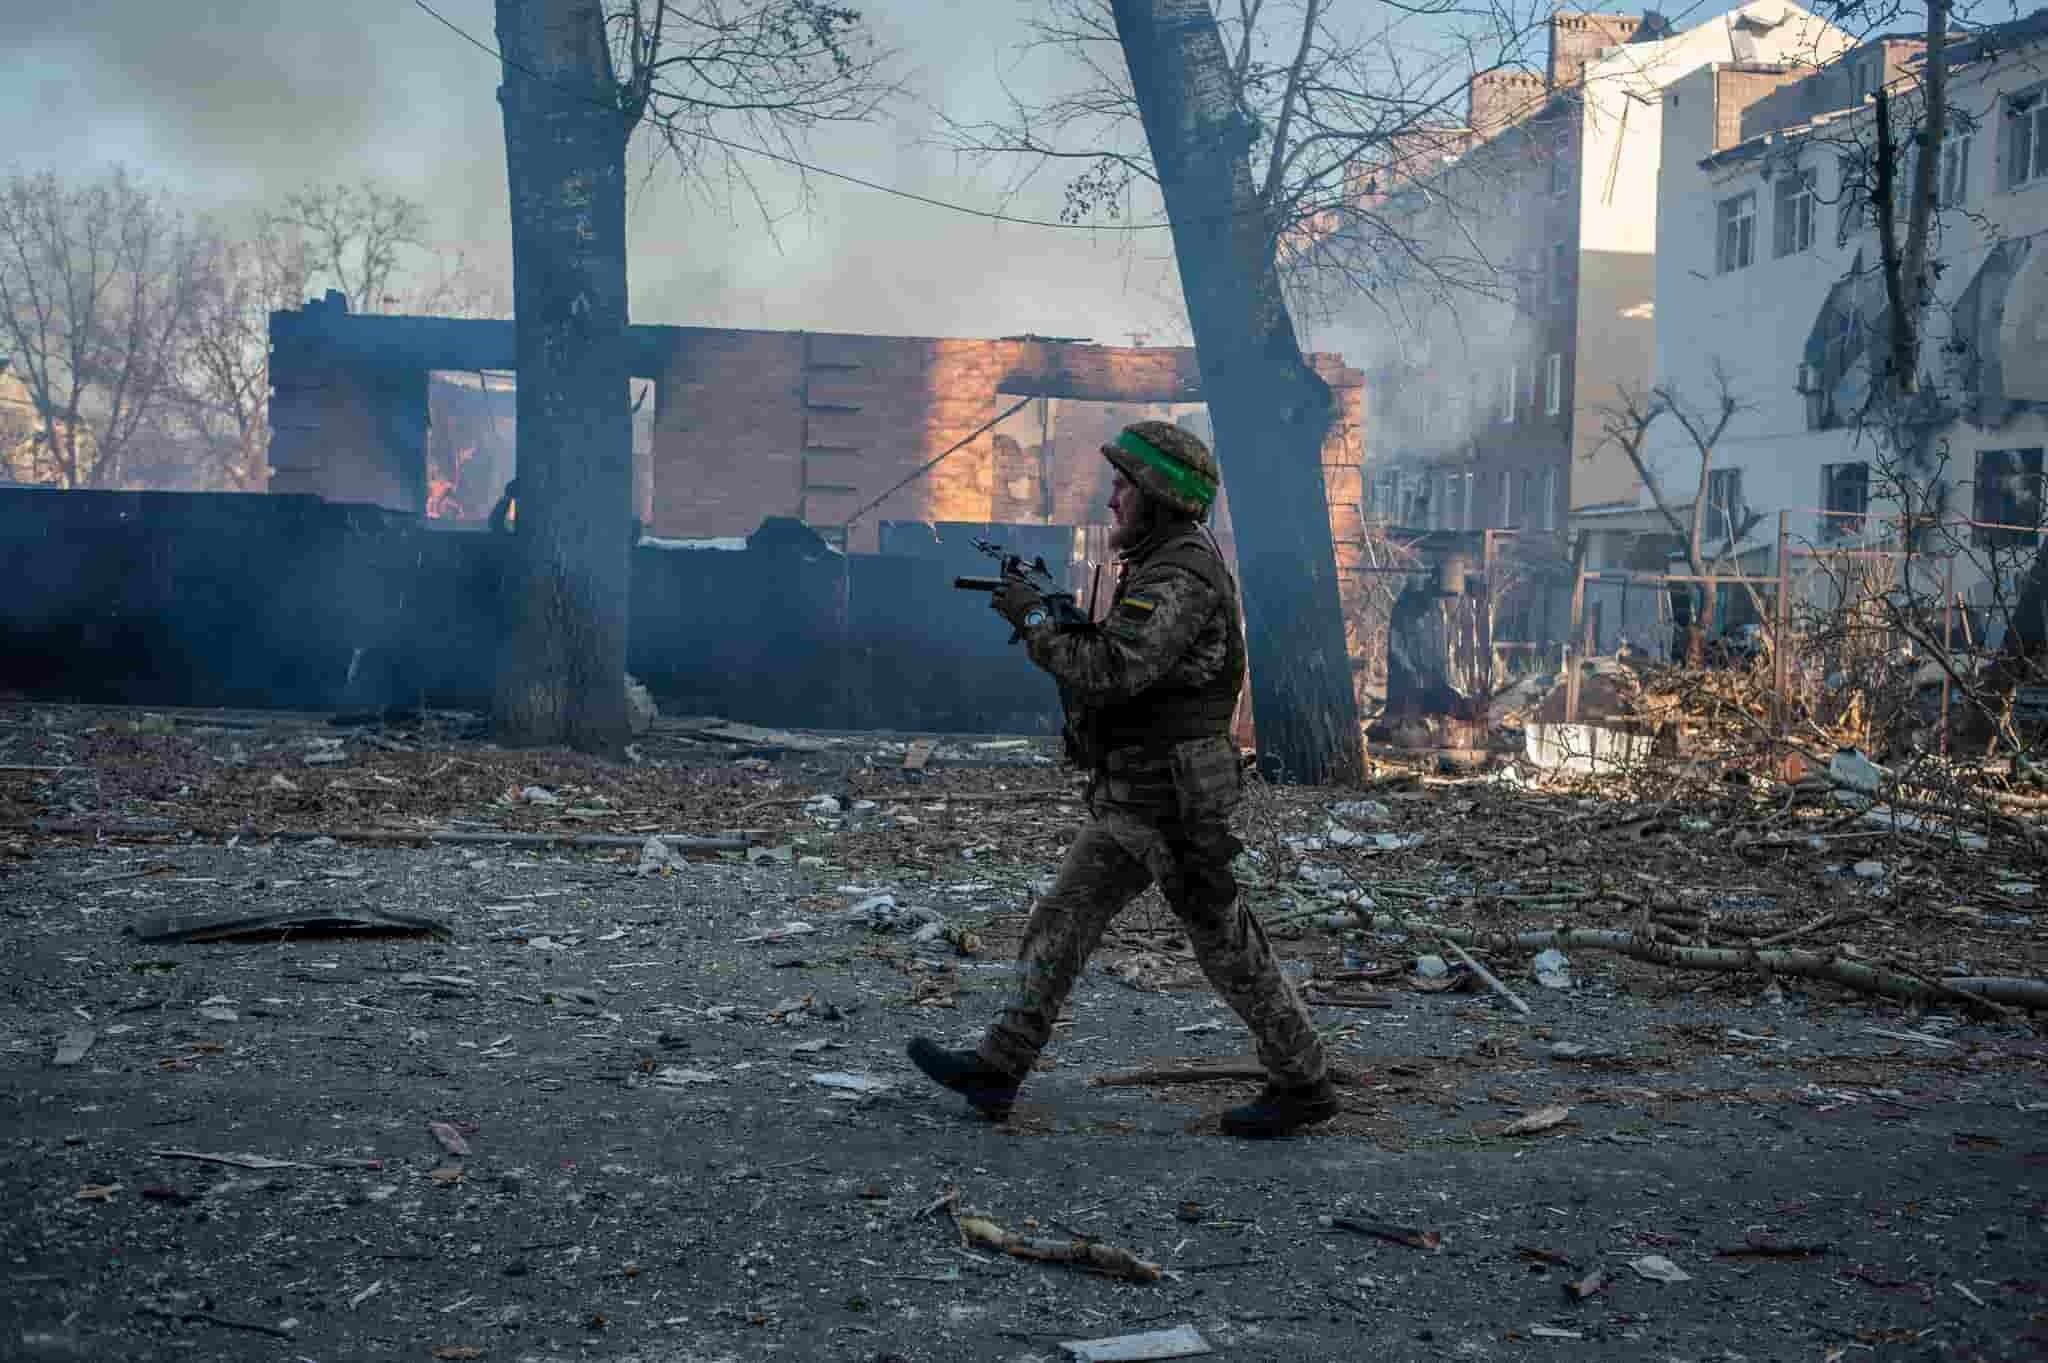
(1114, 429, 1216, 509)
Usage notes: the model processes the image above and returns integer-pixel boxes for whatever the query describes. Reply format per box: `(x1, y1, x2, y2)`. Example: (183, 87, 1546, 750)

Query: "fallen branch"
(23, 820, 749, 853)
(1444, 942, 1531, 1016)
(1754, 910, 1869, 948)
(1314, 912, 2048, 1012)
(743, 787, 1076, 812)
(1091, 1058, 1365, 1088)
(137, 1302, 294, 1340)
(1322, 1215, 1442, 1252)
(954, 1212, 1161, 1282)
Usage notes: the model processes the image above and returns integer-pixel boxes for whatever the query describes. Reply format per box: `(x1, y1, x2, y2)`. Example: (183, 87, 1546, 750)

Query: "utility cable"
(840, 393, 1037, 529)
(410, 0, 1170, 232)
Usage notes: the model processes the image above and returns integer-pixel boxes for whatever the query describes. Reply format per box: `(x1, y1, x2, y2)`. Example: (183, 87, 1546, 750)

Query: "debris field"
(3, 702, 2045, 1363)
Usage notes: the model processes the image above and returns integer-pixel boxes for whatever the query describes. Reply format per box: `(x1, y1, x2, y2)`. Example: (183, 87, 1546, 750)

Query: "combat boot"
(906, 1037, 1021, 1120)
(1219, 1077, 1341, 1138)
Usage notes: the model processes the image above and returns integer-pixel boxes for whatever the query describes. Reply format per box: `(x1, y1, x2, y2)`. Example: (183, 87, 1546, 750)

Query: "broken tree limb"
(1321, 1216, 1442, 1252)
(22, 819, 749, 852)
(1444, 941, 1531, 1016)
(1090, 1057, 1365, 1088)
(954, 1213, 1161, 1282)
(1754, 910, 1869, 948)
(1313, 911, 2048, 1012)
(136, 1302, 295, 1340)
(742, 787, 1077, 812)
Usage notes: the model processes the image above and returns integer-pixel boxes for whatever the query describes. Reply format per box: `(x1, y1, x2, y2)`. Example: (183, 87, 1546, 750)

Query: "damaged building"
(1, 294, 1370, 734)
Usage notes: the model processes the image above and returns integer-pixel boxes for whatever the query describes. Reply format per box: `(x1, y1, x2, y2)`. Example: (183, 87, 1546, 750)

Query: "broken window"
(1705, 467, 1745, 546)
(1973, 448, 2044, 548)
(2004, 88, 2048, 191)
(1717, 191, 1756, 273)
(1821, 461, 1870, 540)
(1522, 465, 1556, 532)
(1836, 152, 1870, 245)
(1941, 130, 1973, 206)
(1773, 166, 1817, 257)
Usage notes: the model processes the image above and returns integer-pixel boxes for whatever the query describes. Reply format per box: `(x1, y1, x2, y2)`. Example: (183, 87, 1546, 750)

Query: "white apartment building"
(1653, 10, 2048, 633)
(1348, 3, 1849, 563)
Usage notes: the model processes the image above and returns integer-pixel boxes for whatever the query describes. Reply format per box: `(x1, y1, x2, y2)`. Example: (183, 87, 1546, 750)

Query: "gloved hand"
(990, 578, 1046, 630)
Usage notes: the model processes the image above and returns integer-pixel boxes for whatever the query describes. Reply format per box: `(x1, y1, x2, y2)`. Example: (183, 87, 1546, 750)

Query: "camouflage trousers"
(977, 803, 1327, 1088)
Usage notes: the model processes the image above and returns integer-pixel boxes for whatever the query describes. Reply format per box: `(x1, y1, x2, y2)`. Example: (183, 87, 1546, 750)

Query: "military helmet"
(1100, 420, 1220, 517)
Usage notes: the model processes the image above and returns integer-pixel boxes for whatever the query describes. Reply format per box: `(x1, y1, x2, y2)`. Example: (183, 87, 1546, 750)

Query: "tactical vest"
(1088, 528, 1247, 754)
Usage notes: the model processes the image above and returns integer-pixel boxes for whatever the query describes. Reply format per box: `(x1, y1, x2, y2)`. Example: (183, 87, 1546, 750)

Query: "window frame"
(1705, 466, 1744, 545)
(2005, 87, 2048, 190)
(1717, 190, 1757, 274)
(1544, 352, 1564, 416)
(1972, 447, 2045, 548)
(1940, 129, 1973, 206)
(1820, 461, 1870, 540)
(1500, 364, 1518, 423)
(1549, 242, 1570, 307)
(1773, 165, 1817, 257)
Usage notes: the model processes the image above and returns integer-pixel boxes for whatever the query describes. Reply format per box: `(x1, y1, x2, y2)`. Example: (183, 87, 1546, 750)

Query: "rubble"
(2, 699, 2045, 1363)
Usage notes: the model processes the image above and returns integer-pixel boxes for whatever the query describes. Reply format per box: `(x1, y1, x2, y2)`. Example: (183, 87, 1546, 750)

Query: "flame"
(425, 443, 480, 520)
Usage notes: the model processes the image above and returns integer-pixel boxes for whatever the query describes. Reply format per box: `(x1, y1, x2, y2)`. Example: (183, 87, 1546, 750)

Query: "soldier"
(906, 421, 1339, 1138)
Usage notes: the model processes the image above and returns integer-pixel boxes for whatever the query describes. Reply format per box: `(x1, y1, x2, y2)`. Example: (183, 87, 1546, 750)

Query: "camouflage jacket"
(1020, 531, 1234, 707)
(1020, 527, 1244, 815)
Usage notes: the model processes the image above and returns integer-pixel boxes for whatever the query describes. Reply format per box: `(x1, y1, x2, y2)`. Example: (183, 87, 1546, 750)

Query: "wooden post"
(1941, 552, 1956, 755)
(1772, 510, 1791, 735)
(1565, 565, 1588, 725)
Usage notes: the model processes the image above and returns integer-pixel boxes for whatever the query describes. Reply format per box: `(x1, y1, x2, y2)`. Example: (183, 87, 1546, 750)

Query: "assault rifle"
(953, 537, 1092, 634)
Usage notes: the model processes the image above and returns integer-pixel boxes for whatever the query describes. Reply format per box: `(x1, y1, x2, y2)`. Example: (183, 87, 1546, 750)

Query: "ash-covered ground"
(2, 703, 2044, 1363)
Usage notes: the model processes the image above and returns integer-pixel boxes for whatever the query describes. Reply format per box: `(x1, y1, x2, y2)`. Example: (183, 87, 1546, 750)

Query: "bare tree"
(489, 0, 895, 753)
(171, 217, 313, 491)
(0, 168, 200, 489)
(1597, 369, 1763, 665)
(1096, 0, 1373, 781)
(942, 0, 1545, 311)
(272, 182, 432, 315)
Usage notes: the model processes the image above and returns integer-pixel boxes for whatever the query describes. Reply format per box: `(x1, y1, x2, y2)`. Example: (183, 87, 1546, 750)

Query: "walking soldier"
(907, 421, 1339, 1138)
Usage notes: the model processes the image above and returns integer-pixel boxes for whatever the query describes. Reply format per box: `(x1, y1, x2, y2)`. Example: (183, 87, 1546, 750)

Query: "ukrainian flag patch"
(1117, 595, 1157, 614)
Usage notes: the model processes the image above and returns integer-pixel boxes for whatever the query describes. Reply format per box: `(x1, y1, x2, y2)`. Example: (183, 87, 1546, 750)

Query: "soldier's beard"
(1109, 495, 1154, 552)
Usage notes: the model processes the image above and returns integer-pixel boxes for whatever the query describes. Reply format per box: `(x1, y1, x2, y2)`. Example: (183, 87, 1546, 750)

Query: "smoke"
(0, 0, 1186, 343)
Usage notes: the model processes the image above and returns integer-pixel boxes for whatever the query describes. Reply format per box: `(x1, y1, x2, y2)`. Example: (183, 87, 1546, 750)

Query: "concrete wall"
(1568, 1, 1851, 510)
(1651, 26, 2048, 624)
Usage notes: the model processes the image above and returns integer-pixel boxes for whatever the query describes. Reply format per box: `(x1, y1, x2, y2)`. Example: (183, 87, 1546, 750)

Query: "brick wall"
(1548, 12, 1644, 90)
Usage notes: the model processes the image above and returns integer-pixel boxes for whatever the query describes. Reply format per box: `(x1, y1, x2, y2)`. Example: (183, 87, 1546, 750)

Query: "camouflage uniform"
(975, 525, 1328, 1088)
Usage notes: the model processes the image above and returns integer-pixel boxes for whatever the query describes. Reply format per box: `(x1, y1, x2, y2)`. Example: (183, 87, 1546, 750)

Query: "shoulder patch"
(1116, 595, 1158, 614)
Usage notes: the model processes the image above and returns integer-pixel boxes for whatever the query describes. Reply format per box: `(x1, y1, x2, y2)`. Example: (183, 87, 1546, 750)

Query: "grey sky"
(0, 0, 1188, 343)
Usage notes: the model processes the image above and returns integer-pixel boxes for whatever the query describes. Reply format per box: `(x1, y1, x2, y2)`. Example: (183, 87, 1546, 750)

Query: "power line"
(409, 0, 1171, 233)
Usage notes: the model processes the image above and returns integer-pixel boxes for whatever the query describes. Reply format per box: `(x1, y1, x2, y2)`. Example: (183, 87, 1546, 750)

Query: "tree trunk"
(1108, 0, 1363, 785)
(492, 0, 634, 753)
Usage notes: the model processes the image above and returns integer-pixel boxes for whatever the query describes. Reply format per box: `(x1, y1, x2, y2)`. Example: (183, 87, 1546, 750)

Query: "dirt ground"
(2, 702, 2045, 1363)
